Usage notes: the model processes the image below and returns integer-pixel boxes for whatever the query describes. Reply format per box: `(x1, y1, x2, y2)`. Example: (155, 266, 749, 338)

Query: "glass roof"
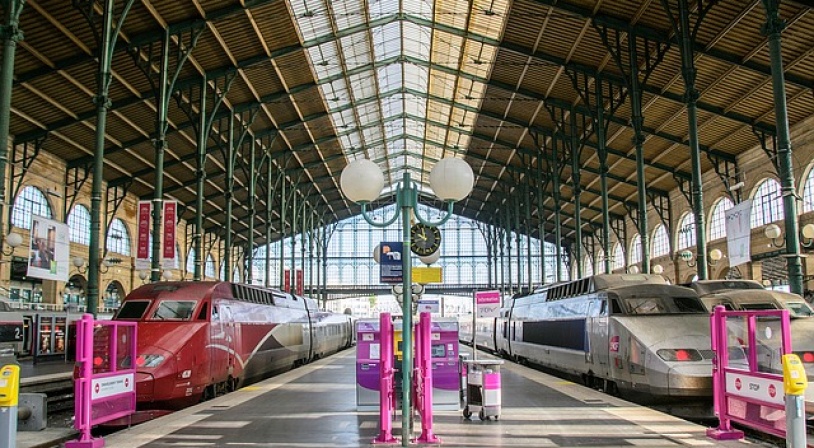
(291, 0, 509, 189)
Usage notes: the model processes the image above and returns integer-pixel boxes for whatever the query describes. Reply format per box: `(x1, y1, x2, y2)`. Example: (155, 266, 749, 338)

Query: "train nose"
(667, 364, 713, 397)
(136, 372, 155, 402)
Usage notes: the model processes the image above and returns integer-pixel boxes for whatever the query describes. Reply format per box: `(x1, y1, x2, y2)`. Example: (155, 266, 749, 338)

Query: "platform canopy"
(7, 0, 814, 247)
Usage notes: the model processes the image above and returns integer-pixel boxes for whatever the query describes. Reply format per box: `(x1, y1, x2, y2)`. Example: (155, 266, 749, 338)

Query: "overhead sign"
(412, 266, 442, 284)
(475, 290, 501, 318)
(417, 299, 440, 313)
(379, 242, 403, 284)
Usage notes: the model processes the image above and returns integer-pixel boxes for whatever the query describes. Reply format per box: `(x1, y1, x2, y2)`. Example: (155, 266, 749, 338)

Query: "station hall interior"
(1, 0, 814, 314)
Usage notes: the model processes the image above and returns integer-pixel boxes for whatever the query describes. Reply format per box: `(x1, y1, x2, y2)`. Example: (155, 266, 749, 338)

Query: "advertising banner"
(284, 268, 291, 292)
(379, 242, 403, 284)
(725, 199, 753, 267)
(27, 215, 69, 281)
(296, 269, 304, 296)
(162, 201, 177, 269)
(136, 201, 151, 270)
(475, 290, 501, 318)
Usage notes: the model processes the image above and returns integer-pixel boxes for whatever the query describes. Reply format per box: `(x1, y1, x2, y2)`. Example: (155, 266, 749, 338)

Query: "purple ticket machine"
(356, 318, 382, 411)
(429, 318, 460, 410)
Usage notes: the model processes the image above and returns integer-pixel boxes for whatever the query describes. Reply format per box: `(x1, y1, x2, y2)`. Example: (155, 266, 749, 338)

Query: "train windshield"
(624, 296, 706, 315)
(786, 302, 814, 317)
(116, 300, 151, 319)
(150, 300, 197, 321)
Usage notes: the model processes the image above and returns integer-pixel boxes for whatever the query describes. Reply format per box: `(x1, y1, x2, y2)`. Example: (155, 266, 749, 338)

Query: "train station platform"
(95, 349, 774, 448)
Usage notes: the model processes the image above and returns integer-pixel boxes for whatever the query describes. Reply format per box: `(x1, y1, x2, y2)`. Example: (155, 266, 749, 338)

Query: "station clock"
(409, 223, 441, 256)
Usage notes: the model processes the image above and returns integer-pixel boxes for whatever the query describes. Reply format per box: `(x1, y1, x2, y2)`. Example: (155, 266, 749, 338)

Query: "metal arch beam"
(525, 0, 813, 90)
(14, 0, 286, 87)
(497, 41, 776, 134)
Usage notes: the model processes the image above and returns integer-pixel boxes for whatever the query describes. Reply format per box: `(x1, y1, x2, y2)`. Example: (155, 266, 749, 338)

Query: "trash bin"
(462, 359, 504, 421)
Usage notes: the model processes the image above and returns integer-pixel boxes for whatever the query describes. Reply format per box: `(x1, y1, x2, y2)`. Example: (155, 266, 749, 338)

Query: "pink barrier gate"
(67, 314, 137, 448)
(707, 305, 791, 440)
(413, 312, 440, 444)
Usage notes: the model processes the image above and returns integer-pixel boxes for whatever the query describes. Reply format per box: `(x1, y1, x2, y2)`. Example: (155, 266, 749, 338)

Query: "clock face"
(410, 224, 441, 256)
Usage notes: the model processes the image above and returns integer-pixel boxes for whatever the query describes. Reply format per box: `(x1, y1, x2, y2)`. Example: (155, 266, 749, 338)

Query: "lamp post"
(340, 158, 473, 444)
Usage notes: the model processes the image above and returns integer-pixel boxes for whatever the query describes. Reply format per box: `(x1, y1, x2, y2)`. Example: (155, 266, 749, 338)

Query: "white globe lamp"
(802, 223, 814, 240)
(764, 223, 782, 240)
(419, 250, 441, 265)
(5, 232, 22, 248)
(373, 243, 381, 263)
(709, 248, 723, 262)
(651, 264, 664, 275)
(429, 157, 474, 201)
(340, 159, 384, 203)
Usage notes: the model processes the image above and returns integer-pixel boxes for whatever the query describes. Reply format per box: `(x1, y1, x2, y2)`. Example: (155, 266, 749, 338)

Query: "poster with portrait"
(27, 215, 70, 281)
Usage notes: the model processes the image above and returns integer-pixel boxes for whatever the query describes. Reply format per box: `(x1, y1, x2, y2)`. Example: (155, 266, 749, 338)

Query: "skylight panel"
(291, 1, 330, 42)
(325, 78, 350, 106)
(363, 127, 383, 145)
(369, 0, 399, 19)
(471, 0, 510, 40)
(332, 0, 366, 31)
(385, 117, 404, 140)
(376, 64, 402, 94)
(432, 30, 464, 70)
(405, 118, 425, 140)
(461, 41, 496, 79)
(372, 22, 401, 61)
(340, 32, 373, 67)
(348, 70, 377, 100)
(403, 63, 429, 93)
(436, 0, 469, 30)
(424, 144, 443, 162)
(308, 42, 342, 80)
(404, 0, 433, 19)
(402, 22, 431, 61)
(381, 94, 403, 118)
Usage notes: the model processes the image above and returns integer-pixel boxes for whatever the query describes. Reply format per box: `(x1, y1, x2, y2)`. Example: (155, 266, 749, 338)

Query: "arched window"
(106, 219, 131, 256)
(613, 244, 625, 270)
(232, 267, 240, 283)
(651, 225, 669, 258)
(175, 243, 181, 269)
(186, 248, 196, 273)
(595, 250, 605, 273)
(67, 205, 91, 246)
(11, 186, 52, 230)
(583, 256, 594, 277)
(220, 262, 227, 281)
(803, 167, 814, 213)
(677, 213, 696, 250)
(630, 234, 642, 265)
(751, 178, 784, 227)
(709, 197, 734, 241)
(205, 254, 216, 278)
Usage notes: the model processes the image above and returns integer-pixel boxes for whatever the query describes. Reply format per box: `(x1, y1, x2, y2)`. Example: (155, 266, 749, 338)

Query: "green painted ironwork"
(595, 78, 612, 274)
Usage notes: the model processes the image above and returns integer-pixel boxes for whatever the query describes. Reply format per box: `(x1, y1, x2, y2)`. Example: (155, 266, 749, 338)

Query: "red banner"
(162, 201, 176, 267)
(283, 268, 291, 292)
(136, 202, 151, 270)
(296, 269, 304, 296)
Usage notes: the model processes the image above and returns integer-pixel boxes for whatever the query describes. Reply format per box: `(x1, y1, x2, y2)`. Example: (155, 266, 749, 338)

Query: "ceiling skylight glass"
(291, 0, 510, 190)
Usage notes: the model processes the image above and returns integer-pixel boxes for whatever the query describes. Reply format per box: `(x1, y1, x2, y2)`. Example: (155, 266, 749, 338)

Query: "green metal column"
(150, 30, 170, 282)
(665, 0, 709, 278)
(524, 179, 532, 290)
(265, 155, 273, 287)
(595, 79, 612, 274)
(505, 206, 513, 294)
(570, 110, 583, 279)
(0, 0, 25, 252)
(86, 0, 134, 315)
(762, 0, 803, 295)
(247, 137, 256, 284)
(279, 165, 286, 289)
(537, 152, 546, 283)
(552, 135, 563, 282)
(628, 37, 650, 274)
(513, 194, 522, 290)
(224, 116, 234, 281)
(290, 191, 297, 291)
(194, 76, 207, 281)
(321, 225, 328, 305)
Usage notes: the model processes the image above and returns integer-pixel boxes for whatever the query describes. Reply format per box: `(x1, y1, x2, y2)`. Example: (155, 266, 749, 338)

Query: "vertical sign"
(296, 269, 304, 296)
(725, 199, 753, 267)
(27, 215, 70, 281)
(283, 268, 291, 292)
(475, 290, 501, 318)
(135, 201, 151, 270)
(379, 242, 403, 284)
(162, 201, 177, 269)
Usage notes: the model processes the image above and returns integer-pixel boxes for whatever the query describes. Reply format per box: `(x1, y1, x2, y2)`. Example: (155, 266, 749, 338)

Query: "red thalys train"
(111, 281, 353, 418)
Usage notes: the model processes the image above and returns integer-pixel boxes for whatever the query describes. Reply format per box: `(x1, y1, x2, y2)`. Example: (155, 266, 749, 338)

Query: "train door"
(586, 297, 610, 379)
(209, 303, 235, 383)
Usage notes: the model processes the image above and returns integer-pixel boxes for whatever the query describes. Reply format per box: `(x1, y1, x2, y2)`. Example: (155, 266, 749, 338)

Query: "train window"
(212, 306, 219, 320)
(741, 303, 778, 311)
(610, 299, 623, 315)
(151, 300, 197, 321)
(116, 300, 151, 319)
(786, 302, 814, 317)
(625, 298, 664, 315)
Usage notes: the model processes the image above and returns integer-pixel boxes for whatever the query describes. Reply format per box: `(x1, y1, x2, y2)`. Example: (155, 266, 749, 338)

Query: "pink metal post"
(415, 312, 440, 444)
(373, 313, 397, 444)
(707, 306, 792, 441)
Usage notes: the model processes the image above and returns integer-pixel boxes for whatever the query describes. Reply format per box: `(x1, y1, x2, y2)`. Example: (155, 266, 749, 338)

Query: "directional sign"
(475, 290, 501, 318)
(417, 299, 440, 313)
(91, 373, 134, 401)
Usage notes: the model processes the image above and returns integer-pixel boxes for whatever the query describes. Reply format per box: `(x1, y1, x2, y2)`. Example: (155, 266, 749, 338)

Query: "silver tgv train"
(461, 274, 715, 414)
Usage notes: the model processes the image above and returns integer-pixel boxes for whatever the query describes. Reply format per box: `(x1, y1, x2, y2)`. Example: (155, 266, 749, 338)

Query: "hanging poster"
(379, 242, 403, 284)
(135, 201, 151, 270)
(27, 215, 70, 282)
(725, 199, 753, 267)
(296, 269, 304, 296)
(162, 201, 177, 269)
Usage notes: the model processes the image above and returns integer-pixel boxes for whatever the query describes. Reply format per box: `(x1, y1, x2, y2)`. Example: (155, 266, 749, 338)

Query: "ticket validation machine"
(429, 318, 460, 410)
(0, 364, 21, 448)
(356, 319, 382, 410)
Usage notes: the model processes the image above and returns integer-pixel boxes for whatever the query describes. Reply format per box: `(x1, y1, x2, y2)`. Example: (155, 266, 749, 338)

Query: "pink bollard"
(415, 312, 440, 444)
(373, 313, 398, 444)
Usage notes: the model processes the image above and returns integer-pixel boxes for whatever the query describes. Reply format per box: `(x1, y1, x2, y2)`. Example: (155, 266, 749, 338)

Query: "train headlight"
(136, 354, 166, 368)
(657, 349, 703, 362)
(794, 351, 814, 363)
